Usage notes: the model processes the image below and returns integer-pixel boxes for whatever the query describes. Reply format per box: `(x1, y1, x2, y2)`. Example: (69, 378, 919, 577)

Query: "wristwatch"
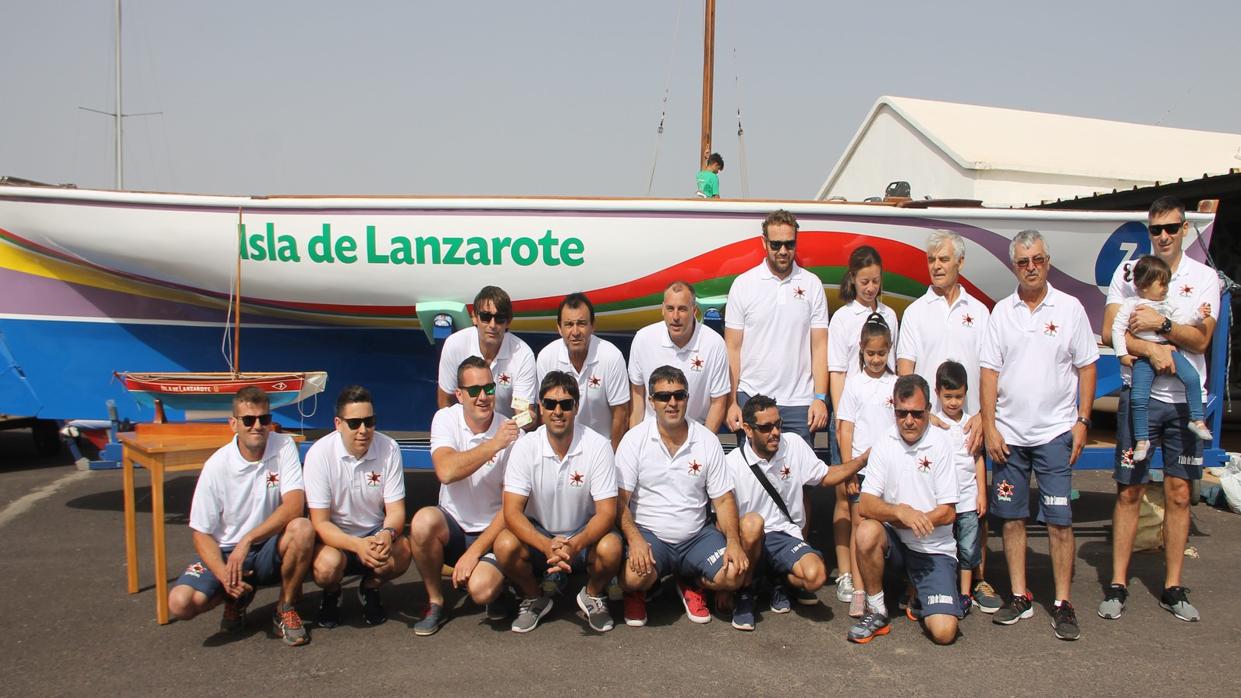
(380, 527, 398, 540)
(1076, 416, 1091, 428)
(1157, 318, 1173, 335)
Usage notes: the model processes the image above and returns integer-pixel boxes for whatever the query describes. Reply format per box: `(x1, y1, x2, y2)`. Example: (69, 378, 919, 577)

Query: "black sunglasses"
(541, 397, 576, 412)
(476, 310, 510, 325)
(894, 409, 927, 419)
(462, 382, 497, 398)
(1148, 222, 1183, 237)
(235, 413, 273, 427)
(651, 389, 689, 403)
(342, 415, 376, 430)
(765, 237, 796, 251)
(747, 419, 782, 434)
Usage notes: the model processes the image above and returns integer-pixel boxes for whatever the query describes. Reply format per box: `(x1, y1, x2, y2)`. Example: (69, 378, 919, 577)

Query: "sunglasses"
(462, 382, 497, 398)
(651, 389, 689, 403)
(235, 413, 273, 427)
(541, 397, 576, 412)
(476, 310, 510, 325)
(894, 409, 927, 419)
(1148, 222, 1183, 237)
(1014, 255, 1048, 269)
(765, 238, 796, 251)
(747, 419, 783, 434)
(342, 415, 376, 430)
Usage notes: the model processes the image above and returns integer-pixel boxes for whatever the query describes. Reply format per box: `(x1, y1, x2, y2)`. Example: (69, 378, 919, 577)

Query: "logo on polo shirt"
(497, 372, 511, 385)
(185, 562, 206, 577)
(996, 480, 1015, 502)
(961, 313, 974, 328)
(366, 471, 382, 487)
(779, 465, 792, 480)
(690, 355, 704, 372)
(568, 470, 585, 487)
(884, 396, 894, 409)
(793, 286, 806, 300)
(1120, 449, 1135, 469)
(916, 456, 932, 473)
(687, 460, 703, 476)
(266, 472, 280, 489)
(1179, 284, 1194, 297)
(1043, 321, 1059, 337)
(588, 375, 602, 389)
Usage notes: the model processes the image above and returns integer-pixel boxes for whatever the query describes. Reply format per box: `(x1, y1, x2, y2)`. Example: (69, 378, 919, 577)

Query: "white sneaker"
(835, 573, 854, 603)
(1188, 422, 1213, 441)
(1132, 440, 1151, 462)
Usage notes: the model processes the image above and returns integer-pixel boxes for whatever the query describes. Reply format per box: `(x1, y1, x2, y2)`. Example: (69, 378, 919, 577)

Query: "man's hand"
(626, 535, 656, 577)
(225, 539, 252, 594)
(369, 529, 393, 560)
(985, 424, 1010, 464)
(1128, 305, 1166, 334)
(807, 399, 828, 432)
(546, 535, 573, 574)
(963, 414, 983, 455)
(355, 536, 387, 568)
(895, 504, 934, 538)
(1147, 343, 1177, 375)
(723, 540, 749, 577)
(451, 549, 480, 588)
(1069, 421, 1088, 466)
(490, 419, 520, 451)
(726, 402, 743, 431)
(1198, 303, 1212, 320)
(845, 474, 861, 497)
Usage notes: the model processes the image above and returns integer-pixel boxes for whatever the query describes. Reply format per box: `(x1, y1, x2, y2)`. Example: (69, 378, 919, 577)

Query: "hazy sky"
(3, 0, 1239, 199)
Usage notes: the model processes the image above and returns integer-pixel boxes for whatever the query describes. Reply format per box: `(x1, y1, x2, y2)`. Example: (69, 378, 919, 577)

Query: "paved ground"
(2, 428, 1240, 696)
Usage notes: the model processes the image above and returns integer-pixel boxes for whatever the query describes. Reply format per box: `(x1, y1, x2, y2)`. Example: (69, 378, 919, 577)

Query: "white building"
(816, 96, 1241, 208)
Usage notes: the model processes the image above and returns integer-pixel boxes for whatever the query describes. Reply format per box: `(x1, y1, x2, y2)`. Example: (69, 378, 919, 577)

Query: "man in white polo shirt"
(980, 229, 1098, 641)
(725, 393, 868, 631)
(536, 292, 630, 449)
(167, 387, 314, 646)
(724, 209, 829, 447)
(847, 375, 961, 646)
(493, 370, 622, 634)
(410, 357, 520, 636)
(437, 285, 537, 422)
(617, 365, 749, 627)
(304, 385, 410, 628)
(629, 281, 729, 432)
(1098, 196, 1220, 624)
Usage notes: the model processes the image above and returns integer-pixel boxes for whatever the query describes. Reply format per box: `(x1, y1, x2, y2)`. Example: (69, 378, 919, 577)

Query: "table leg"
(151, 463, 169, 625)
(123, 447, 138, 595)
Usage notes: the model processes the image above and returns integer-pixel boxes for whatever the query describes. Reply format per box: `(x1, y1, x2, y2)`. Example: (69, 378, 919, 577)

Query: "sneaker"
(413, 602, 447, 636)
(357, 584, 387, 626)
(959, 593, 972, 618)
(994, 591, 1034, 625)
(485, 595, 510, 621)
(905, 598, 923, 622)
(794, 587, 818, 606)
(849, 591, 867, 619)
(575, 587, 614, 633)
(1051, 601, 1080, 640)
(623, 591, 647, 627)
(1188, 421, 1213, 441)
(835, 573, 854, 603)
(1132, 440, 1151, 462)
(1160, 586, 1200, 622)
(677, 581, 711, 624)
(317, 588, 342, 629)
(1097, 584, 1128, 620)
(273, 604, 309, 646)
(847, 611, 891, 644)
(972, 580, 1002, 614)
(511, 595, 554, 634)
(731, 589, 756, 631)
(219, 584, 254, 633)
(769, 584, 792, 614)
(542, 571, 568, 597)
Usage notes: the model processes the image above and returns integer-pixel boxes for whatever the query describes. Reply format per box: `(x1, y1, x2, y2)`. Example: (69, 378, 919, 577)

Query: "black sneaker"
(1051, 600, 1080, 640)
(1159, 586, 1200, 622)
(1097, 584, 1128, 620)
(219, 583, 254, 633)
(318, 588, 342, 628)
(993, 591, 1034, 626)
(358, 584, 387, 626)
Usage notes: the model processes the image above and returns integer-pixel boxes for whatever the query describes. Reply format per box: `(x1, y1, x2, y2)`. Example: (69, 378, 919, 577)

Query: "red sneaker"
(623, 591, 647, 627)
(677, 581, 711, 624)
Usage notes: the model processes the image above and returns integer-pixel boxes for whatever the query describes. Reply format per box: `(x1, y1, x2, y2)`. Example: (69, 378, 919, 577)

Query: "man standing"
(410, 357, 520, 635)
(696, 152, 724, 199)
(724, 209, 830, 447)
(167, 387, 314, 646)
(493, 371, 622, 634)
(628, 281, 729, 432)
(980, 230, 1098, 641)
(1098, 197, 1219, 623)
(438, 285, 537, 421)
(305, 385, 411, 627)
(536, 292, 630, 449)
(617, 365, 749, 627)
(847, 375, 961, 645)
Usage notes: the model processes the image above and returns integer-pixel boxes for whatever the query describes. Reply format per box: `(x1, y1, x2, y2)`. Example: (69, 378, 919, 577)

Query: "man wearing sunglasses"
(724, 209, 829, 448)
(303, 385, 410, 628)
(168, 387, 314, 646)
(410, 357, 521, 635)
(437, 285, 537, 422)
(629, 281, 730, 432)
(493, 371, 622, 633)
(724, 394, 869, 630)
(980, 230, 1098, 641)
(1098, 196, 1219, 624)
(536, 292, 631, 450)
(616, 365, 748, 627)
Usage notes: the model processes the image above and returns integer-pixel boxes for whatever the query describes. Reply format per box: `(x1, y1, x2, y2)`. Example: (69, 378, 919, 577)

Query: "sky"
(2, 0, 1239, 200)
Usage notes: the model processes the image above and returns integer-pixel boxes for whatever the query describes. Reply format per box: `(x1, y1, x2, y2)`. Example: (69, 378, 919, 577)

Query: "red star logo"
(690, 356, 704, 371)
(884, 397, 894, 409)
(588, 375, 602, 388)
(266, 472, 280, 488)
(688, 460, 702, 476)
(997, 480, 1015, 499)
(366, 471, 381, 486)
(1044, 321, 1059, 336)
(187, 562, 206, 575)
(779, 465, 792, 480)
(793, 286, 806, 299)
(569, 470, 584, 487)
(1120, 449, 1135, 467)
(1179, 284, 1194, 297)
(497, 372, 511, 385)
(961, 313, 974, 327)
(916, 456, 932, 473)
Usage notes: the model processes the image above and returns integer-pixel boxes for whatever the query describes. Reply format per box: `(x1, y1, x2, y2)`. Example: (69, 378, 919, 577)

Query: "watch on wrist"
(1076, 416, 1091, 428)
(1158, 318, 1173, 334)
(380, 527, 398, 540)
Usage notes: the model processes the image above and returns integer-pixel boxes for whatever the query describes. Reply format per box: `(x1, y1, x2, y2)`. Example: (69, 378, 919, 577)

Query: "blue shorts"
(1114, 387, 1204, 485)
(991, 430, 1074, 526)
(883, 525, 962, 618)
(441, 507, 499, 568)
(953, 510, 982, 571)
(738, 391, 815, 450)
(637, 525, 728, 582)
(174, 534, 283, 599)
(762, 530, 822, 575)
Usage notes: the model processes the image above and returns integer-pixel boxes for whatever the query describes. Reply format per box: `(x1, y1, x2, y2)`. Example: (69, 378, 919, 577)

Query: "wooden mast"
(699, 0, 716, 169)
(233, 208, 242, 376)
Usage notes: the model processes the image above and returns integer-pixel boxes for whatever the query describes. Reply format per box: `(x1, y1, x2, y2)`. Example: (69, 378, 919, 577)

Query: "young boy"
(934, 361, 997, 615)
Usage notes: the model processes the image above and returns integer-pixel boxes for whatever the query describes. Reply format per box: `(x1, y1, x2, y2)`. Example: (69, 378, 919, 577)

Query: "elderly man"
(628, 281, 729, 432)
(980, 230, 1098, 641)
(437, 285, 537, 421)
(1098, 197, 1220, 623)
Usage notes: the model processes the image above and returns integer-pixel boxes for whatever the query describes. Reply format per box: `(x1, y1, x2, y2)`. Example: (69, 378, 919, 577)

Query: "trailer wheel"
(32, 419, 61, 457)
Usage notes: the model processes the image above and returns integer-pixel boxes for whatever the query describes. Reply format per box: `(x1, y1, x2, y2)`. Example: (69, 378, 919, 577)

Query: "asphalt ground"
(2, 428, 1240, 696)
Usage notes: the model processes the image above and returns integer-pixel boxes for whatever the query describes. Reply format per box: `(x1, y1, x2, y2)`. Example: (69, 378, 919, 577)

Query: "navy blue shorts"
(991, 430, 1074, 526)
(441, 507, 499, 568)
(174, 534, 283, 599)
(762, 530, 822, 575)
(637, 525, 728, 582)
(883, 525, 961, 618)
(953, 510, 982, 570)
(1114, 387, 1204, 484)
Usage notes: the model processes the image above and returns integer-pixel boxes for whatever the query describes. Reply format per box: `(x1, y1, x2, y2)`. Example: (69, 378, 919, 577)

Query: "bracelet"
(814, 392, 827, 402)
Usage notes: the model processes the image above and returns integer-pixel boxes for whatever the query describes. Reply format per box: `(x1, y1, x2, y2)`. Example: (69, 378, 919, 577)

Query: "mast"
(114, 0, 123, 189)
(699, 0, 715, 169)
(234, 209, 243, 376)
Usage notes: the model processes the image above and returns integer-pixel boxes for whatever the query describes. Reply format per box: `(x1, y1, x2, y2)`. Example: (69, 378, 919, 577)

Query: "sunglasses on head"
(894, 409, 927, 419)
(343, 415, 376, 430)
(1014, 255, 1048, 269)
(476, 310, 510, 325)
(1148, 222, 1183, 237)
(541, 397, 576, 412)
(651, 389, 689, 403)
(747, 419, 783, 434)
(765, 237, 796, 251)
(462, 382, 497, 398)
(235, 413, 273, 427)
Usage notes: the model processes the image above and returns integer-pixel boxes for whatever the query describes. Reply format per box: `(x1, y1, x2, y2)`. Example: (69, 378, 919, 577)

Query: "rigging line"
(646, 0, 685, 195)
(732, 47, 750, 198)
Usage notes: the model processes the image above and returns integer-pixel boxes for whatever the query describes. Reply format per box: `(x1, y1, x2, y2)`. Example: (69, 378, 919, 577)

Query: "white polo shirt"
(1106, 255, 1220, 403)
(429, 403, 517, 533)
(836, 372, 898, 460)
(503, 425, 617, 538)
(725, 434, 828, 539)
(980, 284, 1099, 447)
(933, 410, 978, 514)
(536, 335, 629, 438)
(616, 418, 732, 544)
(304, 431, 405, 537)
(861, 426, 958, 557)
(189, 432, 304, 549)
(437, 326, 537, 419)
(827, 300, 898, 378)
(628, 320, 730, 424)
(725, 261, 829, 405)
(897, 286, 990, 414)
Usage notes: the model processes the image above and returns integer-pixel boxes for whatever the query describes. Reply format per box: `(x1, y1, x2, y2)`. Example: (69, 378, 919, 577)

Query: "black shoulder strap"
(734, 432, 793, 523)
